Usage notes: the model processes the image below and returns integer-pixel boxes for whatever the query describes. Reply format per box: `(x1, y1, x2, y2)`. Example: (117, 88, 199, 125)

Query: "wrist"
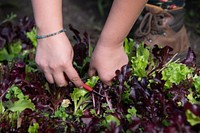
(36, 26, 64, 35)
(36, 28, 66, 39)
(97, 34, 124, 49)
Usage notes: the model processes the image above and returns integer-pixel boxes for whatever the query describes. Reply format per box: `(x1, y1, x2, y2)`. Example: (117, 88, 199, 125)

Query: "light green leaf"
(8, 99, 35, 112)
(6, 85, 28, 101)
(124, 38, 135, 60)
(10, 41, 22, 55)
(187, 89, 200, 105)
(71, 88, 88, 102)
(128, 107, 137, 115)
(131, 43, 150, 77)
(106, 115, 120, 126)
(0, 101, 5, 114)
(126, 107, 137, 122)
(53, 106, 68, 120)
(193, 75, 200, 94)
(85, 76, 99, 88)
(71, 88, 90, 115)
(162, 62, 193, 89)
(26, 28, 37, 48)
(0, 48, 14, 61)
(186, 109, 200, 126)
(28, 122, 39, 133)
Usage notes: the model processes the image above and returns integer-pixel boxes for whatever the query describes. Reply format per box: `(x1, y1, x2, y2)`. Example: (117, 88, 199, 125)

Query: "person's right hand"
(88, 42, 128, 85)
(35, 32, 83, 87)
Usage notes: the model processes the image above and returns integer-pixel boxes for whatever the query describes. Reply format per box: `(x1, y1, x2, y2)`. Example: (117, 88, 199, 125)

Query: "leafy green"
(26, 28, 37, 48)
(0, 41, 22, 61)
(193, 75, 200, 94)
(162, 119, 171, 127)
(126, 107, 137, 122)
(0, 48, 14, 61)
(28, 122, 39, 133)
(0, 12, 17, 25)
(70, 88, 90, 115)
(85, 76, 99, 88)
(53, 106, 69, 120)
(4, 85, 35, 112)
(9, 41, 22, 55)
(8, 111, 19, 128)
(121, 91, 132, 105)
(124, 38, 135, 60)
(105, 115, 120, 126)
(70, 76, 99, 116)
(161, 62, 193, 89)
(186, 109, 200, 126)
(0, 101, 5, 114)
(6, 85, 27, 100)
(187, 89, 200, 105)
(1, 17, 200, 132)
(101, 114, 120, 128)
(6, 99, 35, 112)
(131, 43, 150, 78)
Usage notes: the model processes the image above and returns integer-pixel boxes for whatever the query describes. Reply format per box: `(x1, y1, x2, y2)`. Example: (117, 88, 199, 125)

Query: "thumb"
(65, 66, 84, 87)
(88, 66, 96, 77)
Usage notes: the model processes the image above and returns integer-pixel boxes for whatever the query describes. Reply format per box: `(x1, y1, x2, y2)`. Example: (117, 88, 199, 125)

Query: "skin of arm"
(31, 0, 147, 87)
(89, 0, 148, 85)
(31, 0, 83, 87)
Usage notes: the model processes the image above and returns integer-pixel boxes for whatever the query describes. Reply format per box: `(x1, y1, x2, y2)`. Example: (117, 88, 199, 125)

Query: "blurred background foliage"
(0, 0, 200, 35)
(93, 0, 200, 35)
(185, 0, 200, 35)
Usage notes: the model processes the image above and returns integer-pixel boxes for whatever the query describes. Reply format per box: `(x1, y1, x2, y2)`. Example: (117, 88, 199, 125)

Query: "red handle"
(83, 84, 93, 92)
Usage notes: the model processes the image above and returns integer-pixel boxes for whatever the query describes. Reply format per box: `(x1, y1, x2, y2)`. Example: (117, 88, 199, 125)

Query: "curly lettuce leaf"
(162, 62, 193, 89)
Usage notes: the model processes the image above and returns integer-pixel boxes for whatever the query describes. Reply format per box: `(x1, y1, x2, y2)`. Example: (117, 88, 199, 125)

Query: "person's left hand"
(88, 43, 128, 85)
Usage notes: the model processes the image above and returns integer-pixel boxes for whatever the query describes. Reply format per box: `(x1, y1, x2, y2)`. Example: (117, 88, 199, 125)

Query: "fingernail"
(58, 83, 68, 87)
(71, 77, 80, 82)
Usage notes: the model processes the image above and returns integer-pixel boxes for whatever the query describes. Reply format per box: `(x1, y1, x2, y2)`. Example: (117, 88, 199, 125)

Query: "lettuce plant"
(0, 17, 200, 133)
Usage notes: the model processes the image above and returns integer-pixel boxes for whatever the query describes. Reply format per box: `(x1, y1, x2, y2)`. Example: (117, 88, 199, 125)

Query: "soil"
(0, 0, 200, 66)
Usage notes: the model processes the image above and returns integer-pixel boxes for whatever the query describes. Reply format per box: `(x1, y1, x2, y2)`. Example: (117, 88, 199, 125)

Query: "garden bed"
(0, 17, 200, 133)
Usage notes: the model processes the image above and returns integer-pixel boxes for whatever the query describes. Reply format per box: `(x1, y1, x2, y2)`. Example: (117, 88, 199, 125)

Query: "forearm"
(99, 0, 148, 47)
(31, 0, 63, 35)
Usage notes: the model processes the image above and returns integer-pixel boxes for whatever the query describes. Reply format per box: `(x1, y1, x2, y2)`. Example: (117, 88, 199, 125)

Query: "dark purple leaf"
(181, 47, 196, 67)
(0, 36, 6, 49)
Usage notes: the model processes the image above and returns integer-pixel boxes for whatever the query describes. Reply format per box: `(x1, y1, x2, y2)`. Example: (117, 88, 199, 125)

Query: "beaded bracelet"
(36, 29, 67, 39)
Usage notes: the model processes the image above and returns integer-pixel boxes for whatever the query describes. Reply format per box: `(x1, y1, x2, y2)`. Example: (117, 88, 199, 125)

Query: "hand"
(35, 32, 83, 87)
(88, 43, 128, 85)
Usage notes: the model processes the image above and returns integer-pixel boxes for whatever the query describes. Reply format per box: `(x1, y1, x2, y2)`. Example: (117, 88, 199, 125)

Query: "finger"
(65, 67, 83, 87)
(102, 80, 112, 86)
(88, 66, 96, 77)
(52, 71, 67, 87)
(43, 71, 54, 84)
(98, 74, 112, 86)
